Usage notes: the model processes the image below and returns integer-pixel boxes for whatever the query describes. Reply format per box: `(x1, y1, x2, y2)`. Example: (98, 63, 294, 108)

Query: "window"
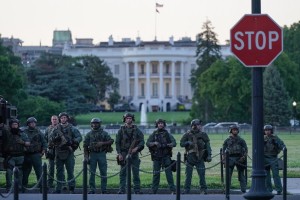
(152, 82, 158, 97)
(129, 65, 134, 76)
(152, 64, 158, 74)
(165, 64, 170, 74)
(114, 65, 120, 75)
(141, 83, 145, 97)
(140, 64, 145, 74)
(130, 82, 134, 96)
(166, 82, 170, 97)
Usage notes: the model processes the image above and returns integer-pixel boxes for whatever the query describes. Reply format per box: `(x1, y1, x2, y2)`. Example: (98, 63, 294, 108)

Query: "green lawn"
(75, 111, 191, 125)
(1, 132, 299, 190)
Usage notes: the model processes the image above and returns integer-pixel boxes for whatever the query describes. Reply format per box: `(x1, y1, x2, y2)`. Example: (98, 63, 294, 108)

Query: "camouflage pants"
(55, 152, 75, 191)
(265, 155, 282, 193)
(184, 153, 207, 192)
(89, 151, 107, 192)
(6, 156, 24, 190)
(22, 153, 42, 188)
(152, 156, 175, 193)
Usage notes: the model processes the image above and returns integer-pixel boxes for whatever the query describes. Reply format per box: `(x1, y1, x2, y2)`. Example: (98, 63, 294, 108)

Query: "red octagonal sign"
(230, 14, 283, 67)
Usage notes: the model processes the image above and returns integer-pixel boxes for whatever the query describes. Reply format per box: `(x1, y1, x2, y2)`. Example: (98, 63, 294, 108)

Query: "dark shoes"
(277, 191, 282, 195)
(134, 191, 143, 194)
(88, 190, 95, 194)
(200, 188, 208, 194)
(182, 190, 190, 194)
(118, 190, 125, 194)
(52, 190, 61, 194)
(241, 190, 246, 193)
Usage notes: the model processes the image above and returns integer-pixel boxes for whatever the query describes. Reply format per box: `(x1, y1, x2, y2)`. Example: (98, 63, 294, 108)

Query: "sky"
(1, 0, 299, 46)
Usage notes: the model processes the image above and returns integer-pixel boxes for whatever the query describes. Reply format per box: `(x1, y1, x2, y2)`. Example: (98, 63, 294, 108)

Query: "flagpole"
(155, 4, 157, 41)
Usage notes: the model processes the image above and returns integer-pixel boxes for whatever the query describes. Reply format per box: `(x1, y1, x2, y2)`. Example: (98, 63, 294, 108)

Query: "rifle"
(117, 138, 138, 165)
(54, 125, 68, 148)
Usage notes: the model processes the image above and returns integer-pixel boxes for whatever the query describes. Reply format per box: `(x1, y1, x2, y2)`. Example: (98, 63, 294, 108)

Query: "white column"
(125, 62, 130, 96)
(146, 61, 151, 100)
(159, 61, 164, 111)
(134, 62, 138, 101)
(180, 61, 184, 97)
(171, 61, 176, 100)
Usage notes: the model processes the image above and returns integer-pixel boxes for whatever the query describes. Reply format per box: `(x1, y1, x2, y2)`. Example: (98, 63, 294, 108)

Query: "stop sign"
(230, 14, 283, 67)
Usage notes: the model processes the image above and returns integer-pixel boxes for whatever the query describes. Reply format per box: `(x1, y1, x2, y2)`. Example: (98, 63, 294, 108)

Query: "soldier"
(222, 124, 248, 193)
(264, 125, 285, 195)
(146, 119, 176, 194)
(0, 116, 8, 159)
(4, 119, 30, 192)
(44, 115, 66, 188)
(83, 118, 114, 194)
(180, 119, 212, 194)
(22, 117, 47, 192)
(115, 113, 145, 194)
(49, 112, 82, 194)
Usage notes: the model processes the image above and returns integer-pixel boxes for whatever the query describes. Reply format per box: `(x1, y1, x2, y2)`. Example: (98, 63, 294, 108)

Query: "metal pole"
(225, 150, 230, 200)
(83, 159, 87, 200)
(42, 163, 47, 200)
(176, 152, 181, 200)
(220, 148, 224, 186)
(13, 167, 19, 200)
(127, 155, 132, 200)
(244, 1, 274, 200)
(283, 148, 287, 200)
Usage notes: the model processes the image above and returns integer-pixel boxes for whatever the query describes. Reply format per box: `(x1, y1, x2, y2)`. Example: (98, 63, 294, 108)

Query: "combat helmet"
(26, 117, 37, 125)
(264, 124, 273, 134)
(190, 119, 202, 127)
(228, 124, 239, 133)
(9, 118, 20, 127)
(123, 113, 135, 122)
(58, 112, 69, 119)
(155, 118, 166, 128)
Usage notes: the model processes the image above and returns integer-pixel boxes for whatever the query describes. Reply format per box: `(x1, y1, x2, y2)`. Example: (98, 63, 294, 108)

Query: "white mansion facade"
(63, 36, 232, 112)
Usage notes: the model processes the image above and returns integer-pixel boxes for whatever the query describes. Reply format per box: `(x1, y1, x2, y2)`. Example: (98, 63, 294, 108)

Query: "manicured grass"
(75, 111, 191, 126)
(1, 132, 299, 190)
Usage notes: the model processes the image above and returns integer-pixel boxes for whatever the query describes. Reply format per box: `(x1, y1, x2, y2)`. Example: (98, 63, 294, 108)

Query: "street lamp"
(293, 101, 297, 128)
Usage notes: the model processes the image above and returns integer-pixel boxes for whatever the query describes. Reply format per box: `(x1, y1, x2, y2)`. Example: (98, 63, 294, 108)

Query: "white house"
(63, 35, 231, 112)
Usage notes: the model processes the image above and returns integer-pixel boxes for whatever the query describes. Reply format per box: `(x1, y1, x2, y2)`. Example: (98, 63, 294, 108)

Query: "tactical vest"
(88, 129, 108, 152)
(5, 131, 25, 155)
(57, 124, 73, 150)
(149, 129, 172, 158)
(225, 136, 244, 155)
(186, 130, 208, 151)
(24, 128, 43, 153)
(120, 125, 139, 151)
(264, 135, 280, 155)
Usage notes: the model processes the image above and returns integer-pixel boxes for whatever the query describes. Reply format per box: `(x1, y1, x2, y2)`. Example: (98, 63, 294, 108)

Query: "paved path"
(2, 193, 300, 200)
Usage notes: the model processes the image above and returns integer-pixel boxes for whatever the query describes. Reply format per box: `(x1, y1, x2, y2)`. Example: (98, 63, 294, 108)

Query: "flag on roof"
(156, 3, 163, 7)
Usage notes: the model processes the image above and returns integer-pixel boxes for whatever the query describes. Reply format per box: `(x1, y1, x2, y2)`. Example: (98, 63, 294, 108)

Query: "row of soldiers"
(0, 112, 285, 195)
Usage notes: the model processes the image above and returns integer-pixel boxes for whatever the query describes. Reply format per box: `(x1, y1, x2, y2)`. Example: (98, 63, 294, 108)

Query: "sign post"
(230, 1, 283, 200)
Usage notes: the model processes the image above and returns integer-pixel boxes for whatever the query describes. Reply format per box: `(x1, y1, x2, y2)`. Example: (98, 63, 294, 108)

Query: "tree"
(79, 56, 119, 103)
(194, 57, 251, 122)
(0, 41, 25, 102)
(26, 53, 97, 115)
(283, 21, 300, 67)
(263, 65, 291, 126)
(17, 95, 65, 125)
(190, 19, 221, 121)
(274, 53, 300, 101)
(107, 91, 121, 110)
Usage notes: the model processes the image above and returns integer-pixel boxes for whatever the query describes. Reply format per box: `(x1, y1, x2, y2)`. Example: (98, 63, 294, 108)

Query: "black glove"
(185, 141, 193, 147)
(206, 155, 212, 162)
(66, 140, 73, 146)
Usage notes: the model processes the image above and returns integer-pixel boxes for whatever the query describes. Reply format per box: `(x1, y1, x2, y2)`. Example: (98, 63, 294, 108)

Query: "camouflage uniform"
(22, 117, 47, 190)
(264, 125, 285, 194)
(180, 119, 212, 194)
(4, 119, 30, 191)
(44, 116, 66, 188)
(49, 113, 82, 193)
(222, 125, 248, 193)
(115, 113, 145, 194)
(146, 119, 176, 194)
(83, 118, 114, 194)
